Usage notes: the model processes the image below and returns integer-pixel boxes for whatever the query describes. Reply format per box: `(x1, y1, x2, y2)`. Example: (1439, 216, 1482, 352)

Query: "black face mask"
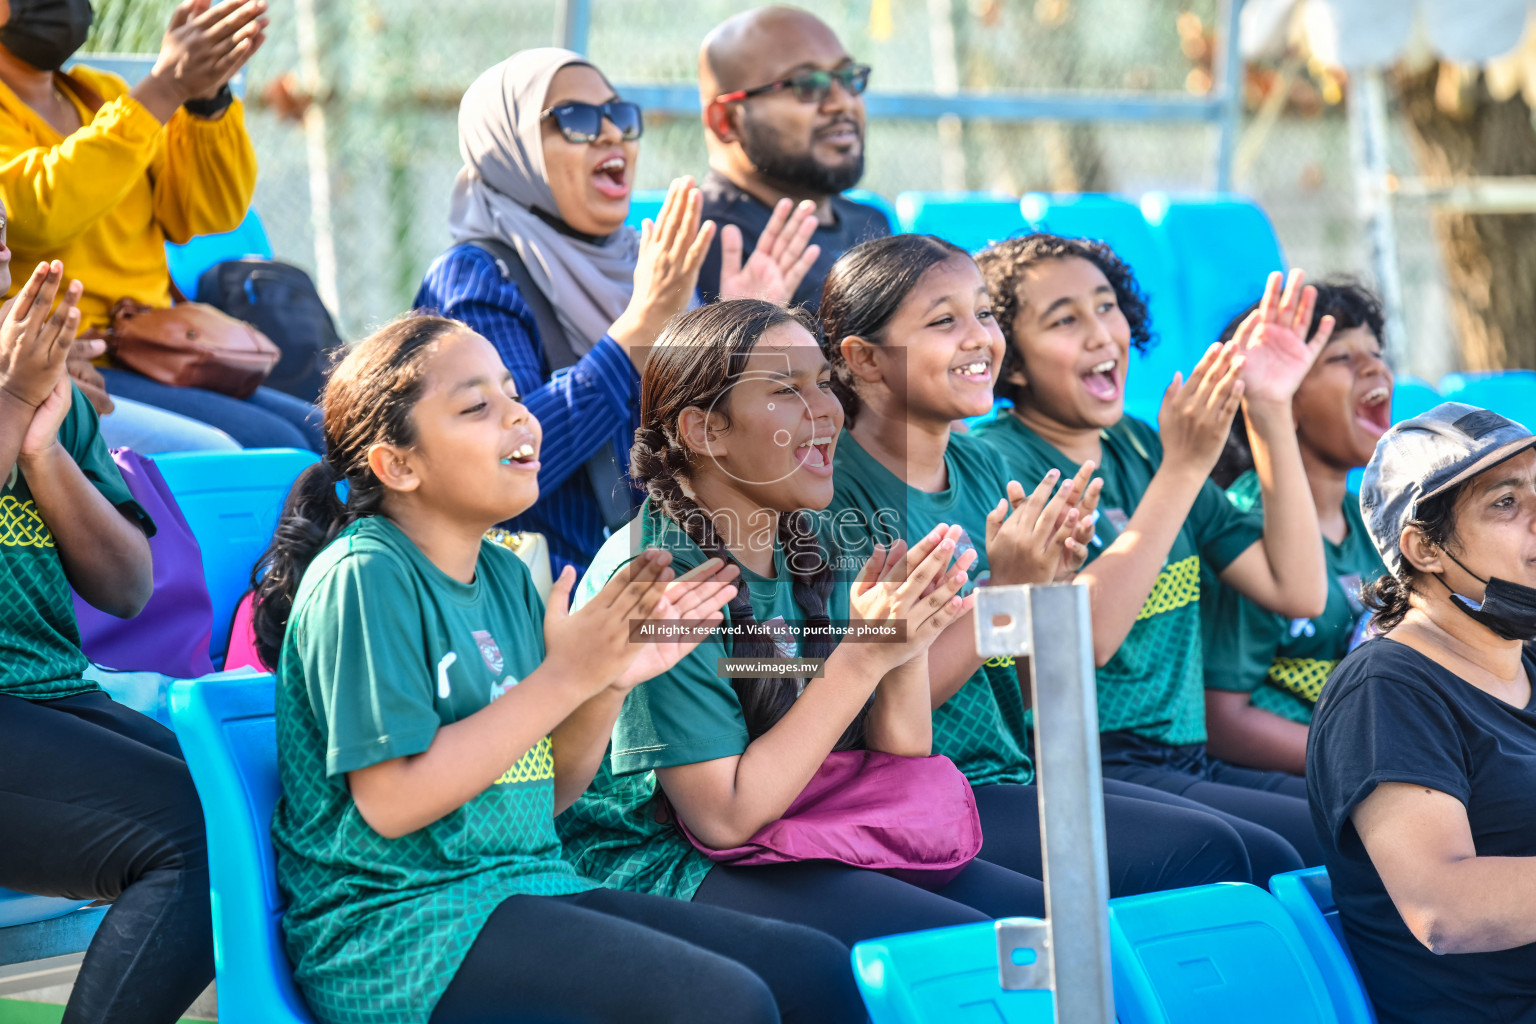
(1, 0, 93, 72)
(1439, 551, 1536, 643)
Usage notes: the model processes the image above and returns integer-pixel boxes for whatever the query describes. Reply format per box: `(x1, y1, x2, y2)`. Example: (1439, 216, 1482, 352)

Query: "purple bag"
(72, 449, 215, 678)
(673, 749, 983, 889)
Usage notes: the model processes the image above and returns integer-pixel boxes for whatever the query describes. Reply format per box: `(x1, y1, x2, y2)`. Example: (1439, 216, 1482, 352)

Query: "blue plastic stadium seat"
(1019, 193, 1187, 426)
(1269, 868, 1377, 1023)
(894, 191, 1026, 253)
(844, 188, 899, 231)
(1391, 375, 1442, 424)
(1141, 193, 1285, 363)
(623, 189, 668, 232)
(628, 187, 898, 238)
(165, 208, 274, 302)
(1108, 882, 1335, 1024)
(153, 449, 319, 660)
(852, 919, 1054, 1024)
(1437, 370, 1536, 426)
(169, 671, 316, 1023)
(0, 890, 92, 930)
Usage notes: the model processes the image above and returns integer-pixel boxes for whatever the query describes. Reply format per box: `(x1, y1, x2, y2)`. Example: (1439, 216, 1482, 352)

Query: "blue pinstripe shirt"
(415, 243, 643, 579)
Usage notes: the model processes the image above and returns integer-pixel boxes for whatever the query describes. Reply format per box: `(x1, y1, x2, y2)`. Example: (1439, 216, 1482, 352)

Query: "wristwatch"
(183, 84, 234, 118)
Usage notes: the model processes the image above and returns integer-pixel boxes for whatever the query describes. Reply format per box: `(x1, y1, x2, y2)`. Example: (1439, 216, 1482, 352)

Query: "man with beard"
(696, 6, 891, 312)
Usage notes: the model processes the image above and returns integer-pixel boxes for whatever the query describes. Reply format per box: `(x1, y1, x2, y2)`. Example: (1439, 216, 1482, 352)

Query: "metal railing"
(975, 582, 1115, 1024)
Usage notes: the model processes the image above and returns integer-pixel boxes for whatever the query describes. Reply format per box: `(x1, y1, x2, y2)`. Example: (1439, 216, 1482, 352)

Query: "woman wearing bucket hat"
(1308, 401, 1536, 1024)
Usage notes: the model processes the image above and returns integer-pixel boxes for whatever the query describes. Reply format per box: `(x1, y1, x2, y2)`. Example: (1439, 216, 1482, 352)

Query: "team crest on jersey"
(952, 527, 976, 567)
(1337, 573, 1365, 616)
(472, 630, 503, 674)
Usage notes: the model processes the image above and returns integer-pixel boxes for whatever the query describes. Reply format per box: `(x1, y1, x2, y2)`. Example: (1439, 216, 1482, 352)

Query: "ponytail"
(247, 313, 464, 669)
(250, 461, 349, 669)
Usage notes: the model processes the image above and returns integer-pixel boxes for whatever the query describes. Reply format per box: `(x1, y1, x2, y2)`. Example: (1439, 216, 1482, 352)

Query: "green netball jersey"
(1201, 470, 1385, 724)
(0, 384, 151, 700)
(971, 413, 1261, 746)
(556, 502, 850, 900)
(826, 428, 1034, 787)
(271, 516, 594, 1024)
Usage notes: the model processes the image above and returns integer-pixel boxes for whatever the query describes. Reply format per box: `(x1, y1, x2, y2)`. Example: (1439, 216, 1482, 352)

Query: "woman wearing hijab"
(415, 48, 820, 578)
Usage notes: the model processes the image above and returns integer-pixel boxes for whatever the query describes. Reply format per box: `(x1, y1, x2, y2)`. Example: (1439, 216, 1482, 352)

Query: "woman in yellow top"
(0, 0, 323, 452)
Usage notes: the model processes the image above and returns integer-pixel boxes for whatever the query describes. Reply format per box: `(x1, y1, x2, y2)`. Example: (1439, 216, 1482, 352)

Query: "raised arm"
(1215, 272, 1331, 619)
(149, 0, 266, 241)
(1073, 341, 1245, 667)
(427, 250, 639, 495)
(548, 557, 740, 814)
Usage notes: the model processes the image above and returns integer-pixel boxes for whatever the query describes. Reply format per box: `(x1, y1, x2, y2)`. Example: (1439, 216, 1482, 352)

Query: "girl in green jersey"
(561, 298, 1054, 943)
(820, 234, 1269, 890)
(972, 233, 1331, 869)
(1202, 281, 1390, 774)
(253, 315, 865, 1024)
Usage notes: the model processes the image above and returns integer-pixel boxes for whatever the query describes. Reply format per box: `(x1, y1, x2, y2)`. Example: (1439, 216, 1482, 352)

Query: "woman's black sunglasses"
(540, 100, 644, 144)
(714, 64, 872, 106)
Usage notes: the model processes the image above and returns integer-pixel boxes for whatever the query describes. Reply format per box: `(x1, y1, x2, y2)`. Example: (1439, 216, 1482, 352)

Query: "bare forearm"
(1403, 858, 1536, 954)
(129, 71, 186, 125)
(350, 668, 592, 838)
(865, 656, 933, 756)
(663, 649, 883, 848)
(1203, 693, 1308, 776)
(20, 443, 151, 616)
(928, 608, 984, 709)
(550, 688, 626, 815)
(1080, 466, 1203, 665)
(1243, 402, 1327, 617)
(0, 390, 32, 488)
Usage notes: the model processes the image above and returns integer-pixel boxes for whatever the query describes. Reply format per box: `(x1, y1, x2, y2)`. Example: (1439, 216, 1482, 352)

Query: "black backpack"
(197, 259, 342, 404)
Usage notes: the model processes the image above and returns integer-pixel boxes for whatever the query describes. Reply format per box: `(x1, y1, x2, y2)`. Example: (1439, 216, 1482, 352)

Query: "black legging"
(0, 690, 213, 1024)
(1100, 730, 1321, 874)
(692, 857, 1045, 948)
(971, 781, 1255, 894)
(430, 887, 865, 1023)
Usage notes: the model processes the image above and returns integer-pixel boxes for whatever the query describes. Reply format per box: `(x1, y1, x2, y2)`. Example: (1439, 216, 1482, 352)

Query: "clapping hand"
(0, 262, 84, 458)
(717, 198, 821, 306)
(987, 462, 1102, 587)
(611, 176, 717, 356)
(611, 556, 741, 691)
(1231, 270, 1335, 408)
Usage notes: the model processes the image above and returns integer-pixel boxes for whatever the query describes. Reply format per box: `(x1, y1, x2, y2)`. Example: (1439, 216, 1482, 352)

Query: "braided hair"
(249, 314, 465, 669)
(632, 299, 863, 748)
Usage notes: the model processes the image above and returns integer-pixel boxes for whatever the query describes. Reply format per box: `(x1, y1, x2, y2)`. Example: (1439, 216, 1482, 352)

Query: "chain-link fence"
(84, 0, 1455, 380)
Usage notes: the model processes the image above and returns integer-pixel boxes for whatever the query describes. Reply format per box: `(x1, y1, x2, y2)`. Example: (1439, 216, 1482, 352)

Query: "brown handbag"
(106, 298, 281, 399)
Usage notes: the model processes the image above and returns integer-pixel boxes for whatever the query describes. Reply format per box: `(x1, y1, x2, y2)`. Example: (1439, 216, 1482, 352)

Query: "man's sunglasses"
(540, 100, 644, 144)
(714, 64, 872, 106)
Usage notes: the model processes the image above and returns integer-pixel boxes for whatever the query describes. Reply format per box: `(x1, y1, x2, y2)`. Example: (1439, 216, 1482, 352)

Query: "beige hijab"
(447, 48, 639, 356)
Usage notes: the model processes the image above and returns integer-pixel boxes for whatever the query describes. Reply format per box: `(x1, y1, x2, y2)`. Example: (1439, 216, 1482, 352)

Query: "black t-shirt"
(695, 170, 891, 312)
(1308, 637, 1536, 1024)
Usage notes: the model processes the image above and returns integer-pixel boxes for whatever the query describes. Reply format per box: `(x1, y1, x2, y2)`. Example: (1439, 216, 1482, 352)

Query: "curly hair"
(1209, 278, 1387, 488)
(974, 233, 1155, 408)
(1361, 486, 1460, 632)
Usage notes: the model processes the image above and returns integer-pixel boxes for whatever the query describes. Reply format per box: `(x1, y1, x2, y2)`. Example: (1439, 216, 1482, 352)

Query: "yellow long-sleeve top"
(0, 65, 257, 330)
